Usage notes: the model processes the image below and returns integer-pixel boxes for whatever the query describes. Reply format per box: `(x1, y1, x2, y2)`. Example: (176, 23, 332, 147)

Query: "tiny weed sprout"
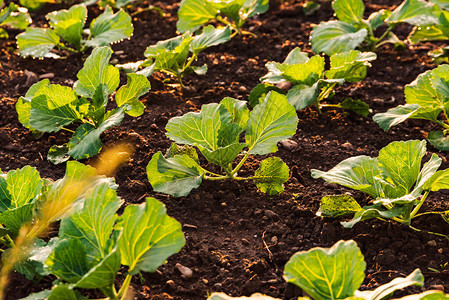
(146, 91, 298, 197)
(118, 25, 231, 88)
(373, 64, 449, 151)
(176, 0, 268, 36)
(312, 140, 449, 237)
(16, 46, 151, 164)
(310, 0, 438, 55)
(208, 240, 446, 300)
(255, 47, 375, 116)
(16, 4, 133, 58)
(0, 1, 31, 39)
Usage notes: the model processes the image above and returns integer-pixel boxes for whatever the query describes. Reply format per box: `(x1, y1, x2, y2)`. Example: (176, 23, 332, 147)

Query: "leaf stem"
(57, 43, 78, 53)
(118, 274, 132, 299)
(375, 26, 392, 46)
(408, 225, 449, 239)
(230, 153, 249, 176)
(410, 191, 429, 219)
(60, 127, 75, 133)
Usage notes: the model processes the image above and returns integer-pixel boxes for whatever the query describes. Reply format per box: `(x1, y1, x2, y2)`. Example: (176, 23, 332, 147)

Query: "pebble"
(341, 142, 353, 149)
(175, 263, 193, 279)
(427, 240, 437, 247)
(213, 283, 222, 289)
(438, 248, 444, 254)
(39, 73, 55, 79)
(202, 279, 209, 284)
(150, 123, 158, 130)
(221, 202, 227, 207)
(238, 86, 247, 93)
(264, 209, 279, 219)
(24, 70, 38, 86)
(166, 280, 175, 288)
(279, 139, 298, 151)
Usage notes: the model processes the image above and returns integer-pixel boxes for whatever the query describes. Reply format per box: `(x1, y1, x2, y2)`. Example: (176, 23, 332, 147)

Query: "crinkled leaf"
(326, 50, 376, 82)
(115, 73, 151, 117)
(16, 80, 50, 133)
(261, 62, 289, 84)
(67, 107, 125, 160)
(332, 0, 364, 23)
(85, 6, 133, 47)
(208, 294, 280, 300)
(423, 169, 449, 191)
(144, 35, 184, 58)
(405, 68, 444, 109)
(0, 203, 34, 234)
(246, 91, 298, 155)
(190, 25, 231, 54)
(198, 143, 245, 168)
(46, 4, 87, 48)
(146, 152, 205, 197)
(287, 82, 320, 110)
(177, 0, 218, 33)
(283, 55, 325, 86)
(219, 97, 249, 130)
(340, 98, 370, 116)
(368, 9, 391, 29)
(118, 197, 185, 274)
(254, 157, 289, 195)
(59, 183, 123, 261)
(284, 240, 365, 300)
(310, 21, 368, 56)
(249, 83, 285, 107)
(427, 130, 449, 151)
(74, 46, 120, 99)
(17, 28, 60, 58)
(166, 143, 199, 162)
(341, 204, 407, 228)
(354, 269, 424, 300)
(387, 0, 438, 26)
(317, 194, 362, 217)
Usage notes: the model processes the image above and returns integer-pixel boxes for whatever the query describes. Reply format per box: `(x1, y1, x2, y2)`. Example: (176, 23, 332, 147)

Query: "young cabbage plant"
(373, 64, 449, 151)
(176, 0, 268, 35)
(21, 182, 185, 300)
(16, 46, 151, 164)
(118, 25, 231, 88)
(147, 91, 298, 197)
(0, 1, 31, 39)
(312, 140, 449, 237)
(254, 47, 375, 116)
(310, 0, 438, 55)
(16, 4, 133, 58)
(209, 240, 445, 300)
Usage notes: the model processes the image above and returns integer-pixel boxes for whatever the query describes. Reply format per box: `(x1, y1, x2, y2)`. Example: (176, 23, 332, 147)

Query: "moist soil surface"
(1, 0, 449, 299)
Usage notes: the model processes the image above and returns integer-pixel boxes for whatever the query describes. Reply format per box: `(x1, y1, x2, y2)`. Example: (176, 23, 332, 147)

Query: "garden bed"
(0, 0, 449, 299)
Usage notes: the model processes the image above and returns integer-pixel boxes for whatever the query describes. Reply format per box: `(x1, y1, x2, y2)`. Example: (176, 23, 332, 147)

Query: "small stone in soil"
(175, 263, 193, 279)
(427, 240, 437, 247)
(341, 142, 353, 149)
(238, 86, 247, 93)
(39, 73, 55, 79)
(150, 124, 158, 130)
(279, 139, 298, 151)
(264, 209, 279, 219)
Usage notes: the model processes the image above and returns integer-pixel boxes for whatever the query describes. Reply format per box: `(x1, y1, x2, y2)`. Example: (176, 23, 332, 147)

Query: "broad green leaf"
(0, 204, 34, 234)
(198, 143, 245, 168)
(430, 64, 449, 98)
(20, 290, 51, 300)
(260, 61, 289, 84)
(144, 35, 184, 58)
(46, 4, 87, 48)
(16, 80, 50, 133)
(341, 204, 407, 228)
(166, 143, 199, 162)
(387, 0, 438, 26)
(377, 140, 426, 198)
(354, 269, 423, 300)
(2, 10, 31, 30)
(0, 3, 11, 24)
(332, 0, 364, 23)
(326, 51, 376, 82)
(249, 83, 285, 107)
(147, 152, 205, 197)
(46, 239, 89, 283)
(283, 55, 325, 86)
(283, 47, 309, 65)
(396, 291, 449, 300)
(29, 84, 80, 132)
(208, 293, 280, 300)
(424, 169, 449, 191)
(60, 183, 122, 261)
(310, 21, 368, 56)
(190, 64, 208, 75)
(48, 284, 80, 300)
(85, 7, 133, 47)
(219, 97, 249, 130)
(340, 98, 370, 117)
(405, 68, 444, 109)
(373, 104, 422, 131)
(166, 103, 223, 150)
(246, 91, 298, 155)
(115, 73, 151, 117)
(284, 240, 365, 300)
(254, 157, 289, 195)
(17, 28, 60, 58)
(368, 9, 391, 29)
(176, 0, 218, 33)
(48, 144, 70, 165)
(19, 238, 57, 280)
(241, 0, 269, 19)
(409, 25, 448, 43)
(73, 46, 120, 99)
(427, 130, 449, 151)
(286, 82, 320, 110)
(67, 107, 125, 160)
(317, 194, 362, 217)
(190, 25, 231, 54)
(118, 197, 185, 274)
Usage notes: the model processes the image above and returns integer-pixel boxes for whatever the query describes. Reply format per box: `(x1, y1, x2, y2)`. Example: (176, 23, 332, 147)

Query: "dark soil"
(1, 0, 449, 299)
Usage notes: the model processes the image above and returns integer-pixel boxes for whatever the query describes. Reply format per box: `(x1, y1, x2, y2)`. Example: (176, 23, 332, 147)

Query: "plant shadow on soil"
(0, 0, 449, 299)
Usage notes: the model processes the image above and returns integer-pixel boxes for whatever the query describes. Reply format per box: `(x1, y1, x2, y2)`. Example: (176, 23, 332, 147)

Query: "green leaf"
(190, 25, 231, 54)
(17, 28, 60, 58)
(283, 55, 325, 86)
(166, 143, 199, 162)
(46, 239, 89, 283)
(396, 291, 449, 300)
(0, 204, 34, 234)
(118, 197, 185, 275)
(219, 97, 249, 130)
(405, 68, 444, 109)
(387, 0, 438, 26)
(286, 82, 320, 110)
(373, 104, 422, 131)
(341, 204, 407, 228)
(144, 35, 185, 58)
(254, 157, 289, 195)
(48, 284, 80, 300)
(147, 152, 205, 197)
(249, 83, 285, 107)
(46, 4, 87, 48)
(48, 145, 70, 165)
(16, 80, 50, 133)
(2, 10, 31, 30)
(115, 73, 151, 117)
(317, 194, 362, 217)
(340, 98, 370, 117)
(284, 240, 366, 300)
(208, 293, 280, 300)
(423, 169, 449, 191)
(29, 84, 80, 132)
(368, 9, 391, 29)
(354, 269, 424, 300)
(246, 91, 298, 155)
(326, 50, 376, 82)
(427, 130, 449, 151)
(176, 0, 218, 33)
(198, 143, 246, 168)
(332, 0, 364, 23)
(85, 6, 133, 47)
(60, 183, 122, 261)
(74, 46, 120, 99)
(409, 25, 448, 43)
(67, 107, 125, 160)
(310, 21, 368, 56)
